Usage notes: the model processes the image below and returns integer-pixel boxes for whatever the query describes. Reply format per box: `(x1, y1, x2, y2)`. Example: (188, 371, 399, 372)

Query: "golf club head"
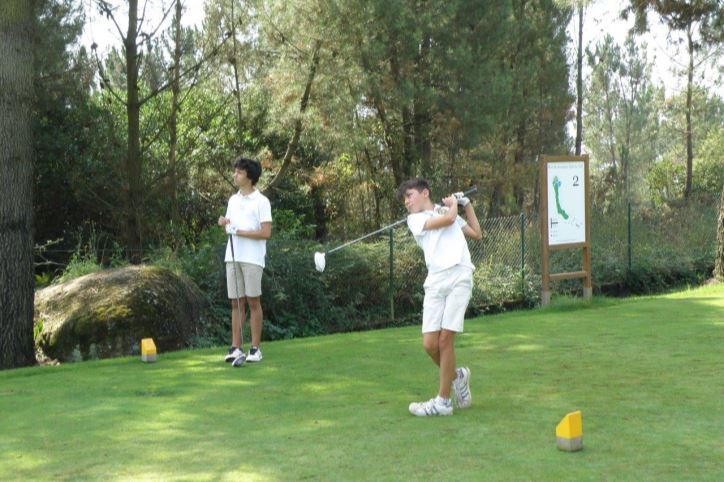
(314, 252, 326, 272)
(231, 353, 246, 367)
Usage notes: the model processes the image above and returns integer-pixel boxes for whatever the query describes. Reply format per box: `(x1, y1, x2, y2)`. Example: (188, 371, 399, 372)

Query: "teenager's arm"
(423, 196, 458, 230)
(234, 222, 272, 239)
(461, 204, 482, 240)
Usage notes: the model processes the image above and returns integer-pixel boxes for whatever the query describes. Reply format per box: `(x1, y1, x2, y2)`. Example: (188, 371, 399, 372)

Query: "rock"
(34, 265, 206, 362)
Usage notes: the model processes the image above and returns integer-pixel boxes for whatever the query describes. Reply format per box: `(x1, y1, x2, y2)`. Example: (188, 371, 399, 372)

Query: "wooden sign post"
(540, 155, 592, 305)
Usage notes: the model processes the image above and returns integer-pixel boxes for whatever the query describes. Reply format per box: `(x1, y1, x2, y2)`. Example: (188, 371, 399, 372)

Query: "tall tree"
(0, 0, 36, 368)
(584, 34, 660, 202)
(715, 185, 724, 279)
(624, 0, 723, 198)
(94, 0, 225, 258)
(33, 0, 101, 245)
(168, 0, 183, 227)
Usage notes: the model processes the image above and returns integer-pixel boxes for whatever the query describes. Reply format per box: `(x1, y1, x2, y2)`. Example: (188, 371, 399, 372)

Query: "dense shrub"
(137, 195, 719, 345)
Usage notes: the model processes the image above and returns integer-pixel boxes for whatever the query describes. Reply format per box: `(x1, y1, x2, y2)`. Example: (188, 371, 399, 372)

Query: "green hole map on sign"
(552, 176, 569, 219)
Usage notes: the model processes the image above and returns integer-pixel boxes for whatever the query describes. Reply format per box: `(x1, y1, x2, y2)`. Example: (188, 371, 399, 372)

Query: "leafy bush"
(142, 196, 718, 345)
(53, 226, 127, 284)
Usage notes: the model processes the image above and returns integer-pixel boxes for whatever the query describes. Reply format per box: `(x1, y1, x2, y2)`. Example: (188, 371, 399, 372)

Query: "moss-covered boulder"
(34, 265, 206, 362)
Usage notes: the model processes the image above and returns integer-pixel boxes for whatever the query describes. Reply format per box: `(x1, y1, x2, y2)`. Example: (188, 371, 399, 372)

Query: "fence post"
(627, 202, 632, 271)
(389, 228, 395, 322)
(520, 212, 525, 295)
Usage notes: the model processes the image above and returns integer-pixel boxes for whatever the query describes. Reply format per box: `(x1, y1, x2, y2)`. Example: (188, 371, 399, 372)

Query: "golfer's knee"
(423, 338, 439, 356)
(439, 331, 455, 350)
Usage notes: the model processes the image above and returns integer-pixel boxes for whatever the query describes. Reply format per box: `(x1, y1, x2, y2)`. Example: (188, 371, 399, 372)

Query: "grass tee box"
(1, 284, 722, 480)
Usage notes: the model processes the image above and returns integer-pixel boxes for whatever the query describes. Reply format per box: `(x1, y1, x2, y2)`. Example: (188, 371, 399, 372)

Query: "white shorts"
(226, 262, 263, 298)
(422, 265, 473, 333)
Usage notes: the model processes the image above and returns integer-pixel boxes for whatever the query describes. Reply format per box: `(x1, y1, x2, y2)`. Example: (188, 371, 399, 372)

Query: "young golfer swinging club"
(397, 178, 482, 416)
(218, 157, 272, 366)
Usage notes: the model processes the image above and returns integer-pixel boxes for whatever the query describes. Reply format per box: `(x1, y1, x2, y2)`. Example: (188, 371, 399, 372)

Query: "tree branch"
(92, 48, 127, 106)
(263, 40, 322, 196)
(138, 32, 231, 107)
(138, 0, 176, 48)
(96, 0, 128, 43)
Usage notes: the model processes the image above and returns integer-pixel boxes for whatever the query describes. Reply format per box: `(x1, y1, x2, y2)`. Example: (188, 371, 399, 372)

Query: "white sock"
(435, 395, 451, 406)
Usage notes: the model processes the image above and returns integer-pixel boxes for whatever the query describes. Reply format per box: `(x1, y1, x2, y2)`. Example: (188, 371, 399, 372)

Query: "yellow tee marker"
(141, 338, 157, 363)
(556, 410, 583, 451)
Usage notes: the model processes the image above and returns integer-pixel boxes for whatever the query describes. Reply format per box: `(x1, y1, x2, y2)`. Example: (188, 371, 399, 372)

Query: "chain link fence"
(288, 195, 720, 332)
(34, 195, 721, 339)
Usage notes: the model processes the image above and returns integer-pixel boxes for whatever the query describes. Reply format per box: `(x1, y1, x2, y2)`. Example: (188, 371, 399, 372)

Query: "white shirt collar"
(237, 188, 259, 199)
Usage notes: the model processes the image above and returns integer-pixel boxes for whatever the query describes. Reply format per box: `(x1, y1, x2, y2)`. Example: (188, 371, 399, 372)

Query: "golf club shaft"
(325, 186, 477, 255)
(326, 219, 407, 254)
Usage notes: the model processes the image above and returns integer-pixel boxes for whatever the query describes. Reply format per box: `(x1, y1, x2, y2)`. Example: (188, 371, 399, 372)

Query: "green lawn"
(2, 284, 723, 481)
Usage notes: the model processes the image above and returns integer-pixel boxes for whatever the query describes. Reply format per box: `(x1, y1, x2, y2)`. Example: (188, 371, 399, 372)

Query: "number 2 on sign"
(572, 175, 579, 187)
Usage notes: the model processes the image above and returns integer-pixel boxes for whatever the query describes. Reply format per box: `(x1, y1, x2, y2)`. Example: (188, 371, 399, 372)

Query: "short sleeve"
(225, 196, 233, 219)
(407, 213, 428, 236)
(259, 196, 272, 223)
(455, 215, 467, 229)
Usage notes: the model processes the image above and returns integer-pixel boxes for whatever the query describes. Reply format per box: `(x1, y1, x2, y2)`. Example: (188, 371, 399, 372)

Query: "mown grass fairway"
(2, 284, 722, 481)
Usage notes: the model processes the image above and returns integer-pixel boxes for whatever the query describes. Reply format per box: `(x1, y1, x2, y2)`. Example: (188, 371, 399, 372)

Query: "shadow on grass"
(1, 285, 723, 480)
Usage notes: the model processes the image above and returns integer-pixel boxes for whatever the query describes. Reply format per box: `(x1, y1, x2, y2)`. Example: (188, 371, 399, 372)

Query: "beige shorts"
(422, 265, 473, 333)
(226, 262, 263, 298)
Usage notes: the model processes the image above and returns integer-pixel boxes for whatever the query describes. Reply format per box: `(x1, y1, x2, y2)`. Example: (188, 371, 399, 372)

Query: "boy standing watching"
(397, 178, 482, 416)
(218, 157, 272, 366)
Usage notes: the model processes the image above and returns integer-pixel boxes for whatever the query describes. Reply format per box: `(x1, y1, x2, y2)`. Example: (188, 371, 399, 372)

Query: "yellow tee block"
(141, 338, 157, 356)
(556, 410, 582, 439)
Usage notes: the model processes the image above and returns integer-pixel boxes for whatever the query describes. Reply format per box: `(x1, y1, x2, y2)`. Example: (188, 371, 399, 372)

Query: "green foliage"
(646, 159, 687, 205)
(33, 318, 44, 342)
(693, 127, 724, 196)
(470, 263, 540, 314)
(52, 224, 127, 285)
(584, 33, 662, 202)
(646, 126, 723, 205)
(54, 250, 102, 285)
(34, 272, 52, 289)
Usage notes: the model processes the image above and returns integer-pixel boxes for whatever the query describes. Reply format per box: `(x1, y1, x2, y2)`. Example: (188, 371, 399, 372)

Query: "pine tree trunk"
(0, 0, 36, 368)
(263, 40, 321, 195)
(125, 0, 143, 262)
(230, 0, 243, 139)
(684, 25, 694, 199)
(574, 3, 583, 156)
(715, 186, 724, 279)
(169, 0, 182, 227)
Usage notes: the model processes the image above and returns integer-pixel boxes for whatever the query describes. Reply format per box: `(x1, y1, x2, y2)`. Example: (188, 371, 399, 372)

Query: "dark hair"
(396, 178, 430, 201)
(233, 157, 262, 185)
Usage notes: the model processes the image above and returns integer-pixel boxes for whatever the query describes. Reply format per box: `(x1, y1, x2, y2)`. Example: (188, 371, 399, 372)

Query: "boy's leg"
(226, 262, 247, 351)
(247, 296, 263, 348)
(437, 329, 457, 399)
(422, 331, 440, 365)
(231, 297, 246, 348)
(441, 267, 473, 407)
(422, 330, 456, 399)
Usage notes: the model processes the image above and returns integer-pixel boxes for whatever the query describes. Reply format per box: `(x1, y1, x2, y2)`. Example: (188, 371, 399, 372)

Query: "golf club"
(228, 229, 247, 367)
(314, 186, 477, 272)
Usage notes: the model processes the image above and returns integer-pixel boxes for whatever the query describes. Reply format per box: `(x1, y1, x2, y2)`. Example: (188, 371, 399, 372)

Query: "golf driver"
(227, 228, 247, 367)
(314, 186, 477, 272)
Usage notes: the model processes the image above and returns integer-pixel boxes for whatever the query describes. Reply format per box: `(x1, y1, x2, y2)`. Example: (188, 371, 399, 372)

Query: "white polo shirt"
(407, 206, 474, 274)
(224, 189, 272, 267)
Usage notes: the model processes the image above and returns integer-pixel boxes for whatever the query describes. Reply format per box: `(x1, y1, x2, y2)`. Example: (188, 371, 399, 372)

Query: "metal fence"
(304, 196, 720, 326)
(34, 196, 720, 335)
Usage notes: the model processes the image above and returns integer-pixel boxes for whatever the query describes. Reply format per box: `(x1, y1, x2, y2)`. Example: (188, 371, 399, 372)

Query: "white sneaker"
(453, 367, 472, 408)
(231, 352, 247, 367)
(246, 347, 263, 362)
(224, 347, 243, 363)
(409, 397, 453, 416)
